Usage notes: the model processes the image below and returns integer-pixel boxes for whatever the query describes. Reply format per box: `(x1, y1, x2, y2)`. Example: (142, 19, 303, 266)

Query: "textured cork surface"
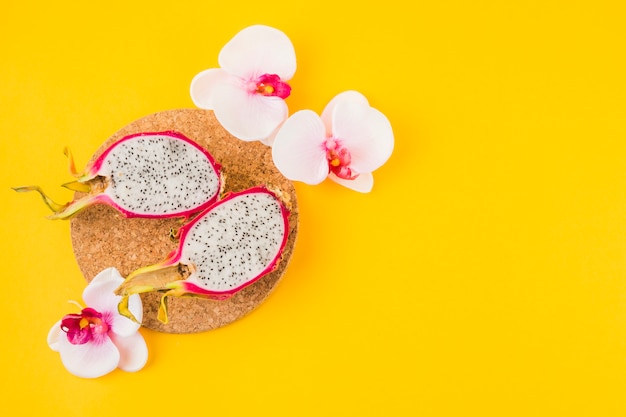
(70, 109, 298, 333)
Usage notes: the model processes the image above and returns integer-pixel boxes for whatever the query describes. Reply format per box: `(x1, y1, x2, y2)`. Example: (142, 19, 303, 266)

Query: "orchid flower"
(47, 267, 147, 378)
(190, 25, 296, 142)
(271, 91, 394, 193)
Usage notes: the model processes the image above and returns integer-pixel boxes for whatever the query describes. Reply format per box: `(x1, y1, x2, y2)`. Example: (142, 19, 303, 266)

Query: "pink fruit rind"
(84, 130, 223, 218)
(171, 186, 290, 298)
(116, 186, 291, 323)
(159, 185, 289, 294)
(18, 130, 224, 220)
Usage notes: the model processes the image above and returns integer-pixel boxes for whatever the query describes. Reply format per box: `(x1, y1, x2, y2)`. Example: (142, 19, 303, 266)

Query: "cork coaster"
(70, 109, 298, 333)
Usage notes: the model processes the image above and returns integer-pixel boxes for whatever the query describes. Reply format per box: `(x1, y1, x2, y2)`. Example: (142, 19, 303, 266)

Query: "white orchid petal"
(110, 332, 148, 373)
(219, 25, 296, 80)
(58, 336, 120, 378)
(272, 110, 329, 184)
(321, 90, 369, 130)
(88, 266, 123, 287)
(339, 108, 394, 173)
(331, 94, 394, 173)
(329, 172, 374, 193)
(213, 82, 288, 141)
(47, 320, 62, 352)
(190, 69, 232, 109)
(83, 268, 124, 313)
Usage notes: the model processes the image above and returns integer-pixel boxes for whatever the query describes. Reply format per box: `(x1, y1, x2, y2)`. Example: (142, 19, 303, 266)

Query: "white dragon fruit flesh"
(13, 131, 222, 219)
(115, 186, 290, 323)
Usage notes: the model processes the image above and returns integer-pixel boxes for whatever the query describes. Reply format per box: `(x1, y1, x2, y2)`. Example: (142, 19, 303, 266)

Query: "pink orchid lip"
(325, 138, 358, 180)
(61, 307, 108, 345)
(253, 73, 291, 99)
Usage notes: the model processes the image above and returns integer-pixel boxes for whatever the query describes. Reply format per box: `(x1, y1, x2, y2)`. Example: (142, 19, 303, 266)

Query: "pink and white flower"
(190, 25, 296, 142)
(271, 91, 394, 193)
(47, 267, 147, 378)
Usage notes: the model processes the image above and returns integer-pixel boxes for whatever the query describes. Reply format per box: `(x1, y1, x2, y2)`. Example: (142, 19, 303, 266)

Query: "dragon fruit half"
(13, 131, 222, 219)
(115, 186, 290, 324)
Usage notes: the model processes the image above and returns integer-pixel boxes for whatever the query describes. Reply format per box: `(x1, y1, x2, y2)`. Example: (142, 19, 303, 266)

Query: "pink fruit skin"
(115, 185, 291, 324)
(84, 130, 222, 219)
(153, 186, 289, 299)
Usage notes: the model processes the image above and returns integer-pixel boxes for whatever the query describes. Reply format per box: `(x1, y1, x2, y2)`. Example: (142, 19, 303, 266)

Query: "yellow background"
(1, 1, 625, 415)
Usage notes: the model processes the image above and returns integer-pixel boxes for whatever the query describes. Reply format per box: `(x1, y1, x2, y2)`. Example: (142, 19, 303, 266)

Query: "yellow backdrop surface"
(1, 1, 626, 416)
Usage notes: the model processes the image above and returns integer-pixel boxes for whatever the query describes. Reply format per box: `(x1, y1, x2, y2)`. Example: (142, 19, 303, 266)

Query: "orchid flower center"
(254, 74, 291, 99)
(61, 307, 109, 345)
(325, 138, 358, 180)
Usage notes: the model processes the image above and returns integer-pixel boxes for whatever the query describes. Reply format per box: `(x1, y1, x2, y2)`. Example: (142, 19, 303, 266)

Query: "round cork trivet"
(70, 109, 298, 333)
